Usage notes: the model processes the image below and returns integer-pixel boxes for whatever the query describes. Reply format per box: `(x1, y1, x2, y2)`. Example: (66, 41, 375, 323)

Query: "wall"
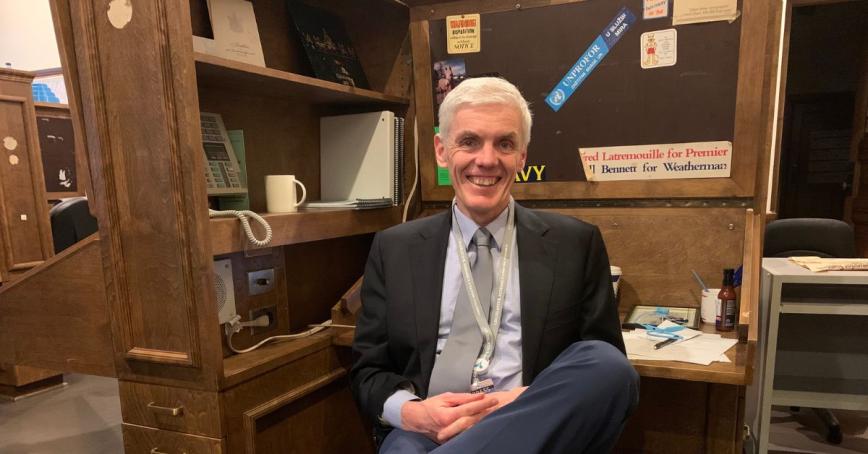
(0, 0, 60, 71)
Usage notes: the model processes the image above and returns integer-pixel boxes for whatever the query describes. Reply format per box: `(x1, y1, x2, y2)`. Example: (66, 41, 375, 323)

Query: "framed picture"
(625, 305, 699, 329)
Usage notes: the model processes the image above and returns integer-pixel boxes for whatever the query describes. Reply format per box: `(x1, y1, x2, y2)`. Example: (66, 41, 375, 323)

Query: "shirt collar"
(451, 197, 513, 252)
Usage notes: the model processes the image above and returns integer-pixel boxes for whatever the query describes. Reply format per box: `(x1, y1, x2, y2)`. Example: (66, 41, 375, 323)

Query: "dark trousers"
(380, 340, 639, 454)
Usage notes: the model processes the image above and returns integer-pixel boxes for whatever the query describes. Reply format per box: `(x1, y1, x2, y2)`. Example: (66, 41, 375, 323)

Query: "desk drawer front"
(120, 381, 222, 437)
(122, 423, 223, 454)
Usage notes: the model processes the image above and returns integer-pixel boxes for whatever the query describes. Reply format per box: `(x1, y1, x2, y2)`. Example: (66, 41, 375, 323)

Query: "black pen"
(654, 338, 678, 350)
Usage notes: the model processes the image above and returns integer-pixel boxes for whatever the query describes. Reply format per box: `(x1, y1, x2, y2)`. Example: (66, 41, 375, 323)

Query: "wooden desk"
(616, 323, 751, 454)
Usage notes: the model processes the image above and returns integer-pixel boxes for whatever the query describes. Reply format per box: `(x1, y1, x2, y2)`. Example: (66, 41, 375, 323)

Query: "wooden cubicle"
(0, 0, 781, 452)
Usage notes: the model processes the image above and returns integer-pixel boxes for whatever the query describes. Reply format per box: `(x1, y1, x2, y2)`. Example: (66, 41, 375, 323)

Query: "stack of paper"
(624, 321, 738, 366)
(789, 256, 868, 272)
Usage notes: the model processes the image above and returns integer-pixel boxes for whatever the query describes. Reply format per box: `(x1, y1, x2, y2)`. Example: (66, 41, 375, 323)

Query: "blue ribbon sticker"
(546, 6, 636, 112)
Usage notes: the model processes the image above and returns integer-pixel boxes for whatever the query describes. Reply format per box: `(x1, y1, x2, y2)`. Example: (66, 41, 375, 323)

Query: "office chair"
(763, 217, 857, 445)
(49, 197, 98, 254)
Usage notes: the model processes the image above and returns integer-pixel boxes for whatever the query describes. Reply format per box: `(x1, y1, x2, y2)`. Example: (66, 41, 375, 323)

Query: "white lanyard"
(450, 204, 516, 381)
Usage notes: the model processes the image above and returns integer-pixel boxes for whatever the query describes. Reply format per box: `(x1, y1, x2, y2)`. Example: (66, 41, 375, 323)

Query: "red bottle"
(716, 268, 737, 331)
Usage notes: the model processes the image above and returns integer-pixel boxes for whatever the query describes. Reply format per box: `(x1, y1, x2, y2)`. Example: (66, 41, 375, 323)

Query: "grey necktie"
(428, 228, 494, 396)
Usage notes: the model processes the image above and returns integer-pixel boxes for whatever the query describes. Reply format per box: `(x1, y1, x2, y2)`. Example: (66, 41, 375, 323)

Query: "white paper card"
(207, 0, 266, 67)
(641, 29, 677, 69)
(579, 141, 733, 182)
(672, 0, 738, 25)
(643, 0, 669, 19)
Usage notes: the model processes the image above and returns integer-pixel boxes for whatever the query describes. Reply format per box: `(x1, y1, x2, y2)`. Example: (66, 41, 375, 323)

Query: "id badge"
(470, 378, 494, 394)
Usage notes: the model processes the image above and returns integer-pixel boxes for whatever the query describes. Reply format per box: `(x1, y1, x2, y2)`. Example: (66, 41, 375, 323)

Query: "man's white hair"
(438, 77, 533, 148)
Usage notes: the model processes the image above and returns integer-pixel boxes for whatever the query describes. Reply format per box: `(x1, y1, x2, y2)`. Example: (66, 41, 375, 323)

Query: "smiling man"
(351, 77, 639, 453)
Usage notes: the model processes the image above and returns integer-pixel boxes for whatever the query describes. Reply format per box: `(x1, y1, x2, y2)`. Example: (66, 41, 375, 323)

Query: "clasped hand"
(401, 387, 527, 443)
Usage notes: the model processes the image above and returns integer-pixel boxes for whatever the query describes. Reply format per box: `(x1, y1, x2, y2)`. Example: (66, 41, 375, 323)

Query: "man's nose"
(476, 141, 499, 166)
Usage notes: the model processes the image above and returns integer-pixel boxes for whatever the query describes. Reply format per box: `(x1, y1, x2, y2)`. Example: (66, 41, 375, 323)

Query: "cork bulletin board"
(411, 0, 770, 201)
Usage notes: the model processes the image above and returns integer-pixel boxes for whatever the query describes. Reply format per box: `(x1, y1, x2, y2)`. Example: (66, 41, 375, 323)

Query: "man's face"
(435, 103, 527, 225)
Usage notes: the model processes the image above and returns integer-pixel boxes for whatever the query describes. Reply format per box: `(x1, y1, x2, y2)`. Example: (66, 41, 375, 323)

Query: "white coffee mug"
(701, 288, 720, 324)
(265, 175, 306, 213)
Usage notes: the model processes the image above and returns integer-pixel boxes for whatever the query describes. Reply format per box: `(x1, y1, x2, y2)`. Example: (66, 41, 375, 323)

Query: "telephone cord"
(209, 209, 272, 247)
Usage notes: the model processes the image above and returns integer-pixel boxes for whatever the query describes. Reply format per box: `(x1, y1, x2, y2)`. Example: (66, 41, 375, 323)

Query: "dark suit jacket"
(350, 203, 624, 436)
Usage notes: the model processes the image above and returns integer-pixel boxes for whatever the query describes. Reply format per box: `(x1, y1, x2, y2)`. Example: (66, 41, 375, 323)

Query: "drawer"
(120, 381, 222, 438)
(122, 423, 223, 454)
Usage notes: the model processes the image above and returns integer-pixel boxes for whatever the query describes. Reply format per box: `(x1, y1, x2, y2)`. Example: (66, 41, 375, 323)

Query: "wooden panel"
(0, 235, 115, 377)
(283, 234, 373, 332)
(614, 377, 710, 453)
(248, 375, 373, 454)
(0, 364, 59, 387)
(222, 345, 372, 454)
(0, 70, 54, 281)
(122, 423, 223, 454)
(65, 0, 221, 385)
(551, 207, 747, 311)
(705, 383, 744, 454)
(119, 380, 223, 438)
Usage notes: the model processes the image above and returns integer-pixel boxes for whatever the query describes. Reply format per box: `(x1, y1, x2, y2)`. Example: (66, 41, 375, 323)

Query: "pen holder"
(701, 288, 719, 324)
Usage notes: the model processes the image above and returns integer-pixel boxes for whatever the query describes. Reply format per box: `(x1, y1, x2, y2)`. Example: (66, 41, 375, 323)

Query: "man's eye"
(499, 140, 515, 150)
(459, 138, 477, 147)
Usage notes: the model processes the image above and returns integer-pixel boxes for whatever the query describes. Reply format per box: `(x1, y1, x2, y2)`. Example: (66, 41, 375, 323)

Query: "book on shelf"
(308, 111, 403, 210)
(286, 1, 369, 89)
(206, 0, 266, 67)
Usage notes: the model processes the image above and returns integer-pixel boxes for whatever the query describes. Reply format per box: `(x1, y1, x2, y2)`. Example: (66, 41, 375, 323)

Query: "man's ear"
(517, 148, 528, 170)
(434, 134, 449, 167)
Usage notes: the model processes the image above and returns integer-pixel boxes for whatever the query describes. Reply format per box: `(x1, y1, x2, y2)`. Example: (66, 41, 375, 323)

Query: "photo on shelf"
(287, 1, 369, 89)
(625, 305, 699, 329)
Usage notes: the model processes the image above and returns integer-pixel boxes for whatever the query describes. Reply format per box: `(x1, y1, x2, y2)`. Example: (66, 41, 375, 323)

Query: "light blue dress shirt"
(382, 200, 523, 429)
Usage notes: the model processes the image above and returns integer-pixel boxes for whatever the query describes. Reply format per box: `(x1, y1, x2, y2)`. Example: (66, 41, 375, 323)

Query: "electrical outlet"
(248, 268, 275, 296)
(249, 305, 277, 334)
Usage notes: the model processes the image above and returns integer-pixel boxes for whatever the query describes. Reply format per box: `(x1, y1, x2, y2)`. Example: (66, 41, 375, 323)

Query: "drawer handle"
(150, 449, 186, 454)
(147, 402, 184, 417)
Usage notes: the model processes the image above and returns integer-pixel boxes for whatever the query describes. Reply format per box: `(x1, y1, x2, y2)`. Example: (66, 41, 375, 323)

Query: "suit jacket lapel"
(516, 204, 557, 385)
(410, 211, 451, 392)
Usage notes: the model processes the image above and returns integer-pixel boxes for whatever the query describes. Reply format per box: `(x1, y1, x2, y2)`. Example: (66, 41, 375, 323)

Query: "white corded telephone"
(201, 112, 247, 196)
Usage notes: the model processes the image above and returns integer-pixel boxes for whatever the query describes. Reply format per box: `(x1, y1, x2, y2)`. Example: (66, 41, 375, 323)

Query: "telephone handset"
(201, 112, 247, 196)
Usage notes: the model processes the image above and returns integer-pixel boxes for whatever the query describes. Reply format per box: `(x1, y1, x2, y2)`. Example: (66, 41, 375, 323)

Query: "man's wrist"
(381, 389, 420, 429)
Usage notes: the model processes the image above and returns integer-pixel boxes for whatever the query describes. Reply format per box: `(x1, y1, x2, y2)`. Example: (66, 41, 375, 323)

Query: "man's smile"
(467, 175, 501, 187)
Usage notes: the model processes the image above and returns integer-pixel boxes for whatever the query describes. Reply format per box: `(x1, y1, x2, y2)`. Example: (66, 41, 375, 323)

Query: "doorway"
(775, 1, 868, 225)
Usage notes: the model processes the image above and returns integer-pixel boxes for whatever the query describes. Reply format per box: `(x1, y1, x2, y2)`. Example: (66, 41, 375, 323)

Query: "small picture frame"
(625, 305, 699, 329)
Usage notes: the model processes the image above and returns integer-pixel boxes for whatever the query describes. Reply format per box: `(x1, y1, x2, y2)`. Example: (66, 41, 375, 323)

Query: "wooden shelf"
(222, 331, 333, 389)
(210, 206, 402, 255)
(194, 53, 409, 106)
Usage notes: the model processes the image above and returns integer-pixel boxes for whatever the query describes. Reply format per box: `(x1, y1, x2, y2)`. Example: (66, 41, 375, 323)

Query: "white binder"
(317, 111, 395, 204)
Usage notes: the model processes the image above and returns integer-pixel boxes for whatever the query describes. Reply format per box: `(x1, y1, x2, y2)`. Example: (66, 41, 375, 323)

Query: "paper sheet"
(789, 256, 868, 272)
(623, 328, 738, 366)
(672, 0, 738, 26)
